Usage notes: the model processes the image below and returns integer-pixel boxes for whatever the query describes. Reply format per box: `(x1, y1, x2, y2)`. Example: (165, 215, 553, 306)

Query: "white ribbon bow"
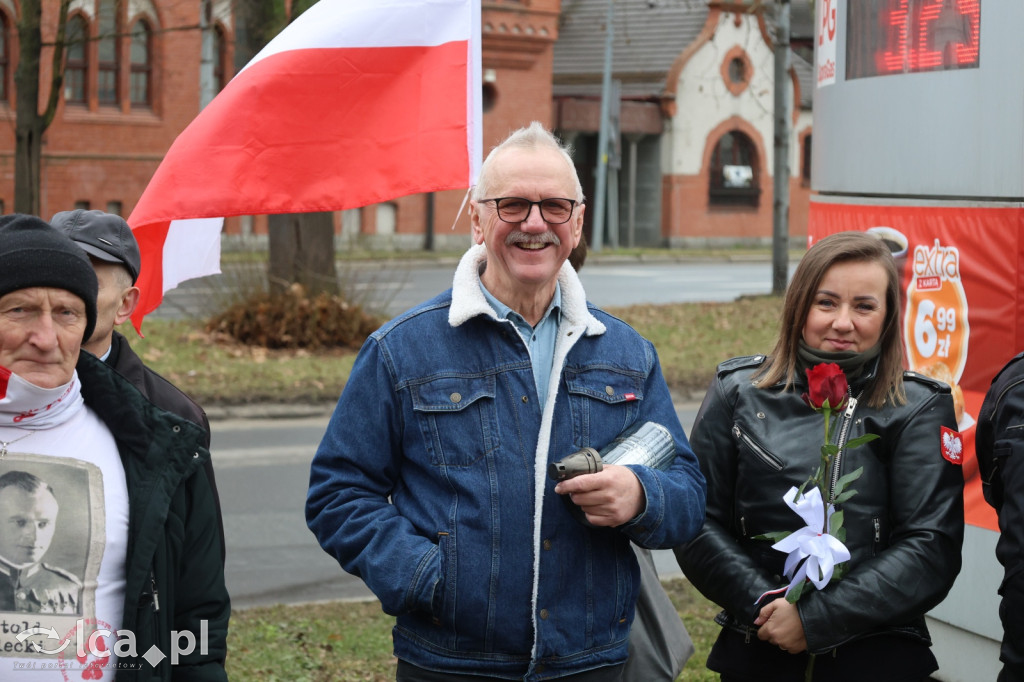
(769, 486, 851, 598)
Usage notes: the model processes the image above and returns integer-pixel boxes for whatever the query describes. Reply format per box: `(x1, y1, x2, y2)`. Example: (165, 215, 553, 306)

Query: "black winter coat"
(106, 330, 224, 562)
(77, 352, 230, 681)
(977, 351, 1024, 682)
(676, 355, 964, 657)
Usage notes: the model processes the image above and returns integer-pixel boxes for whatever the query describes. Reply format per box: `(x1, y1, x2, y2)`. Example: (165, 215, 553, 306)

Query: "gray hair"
(472, 122, 584, 203)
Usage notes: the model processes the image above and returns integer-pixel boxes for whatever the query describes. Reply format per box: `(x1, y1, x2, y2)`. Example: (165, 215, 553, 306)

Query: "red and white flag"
(127, 0, 482, 330)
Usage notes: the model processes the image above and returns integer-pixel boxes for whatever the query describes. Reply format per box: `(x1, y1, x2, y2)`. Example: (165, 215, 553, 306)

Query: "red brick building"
(553, 0, 814, 249)
(0, 0, 234, 220)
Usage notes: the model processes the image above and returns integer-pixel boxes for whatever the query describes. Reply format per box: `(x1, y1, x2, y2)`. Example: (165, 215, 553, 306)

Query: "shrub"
(206, 283, 382, 350)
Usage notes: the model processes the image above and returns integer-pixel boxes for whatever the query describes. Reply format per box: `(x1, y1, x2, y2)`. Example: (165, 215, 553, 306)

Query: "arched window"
(709, 131, 760, 207)
(64, 15, 89, 105)
(97, 0, 119, 105)
(213, 24, 227, 92)
(129, 19, 151, 106)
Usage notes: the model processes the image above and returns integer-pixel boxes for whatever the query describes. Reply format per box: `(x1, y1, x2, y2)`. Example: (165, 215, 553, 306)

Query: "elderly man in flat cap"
(51, 209, 224, 563)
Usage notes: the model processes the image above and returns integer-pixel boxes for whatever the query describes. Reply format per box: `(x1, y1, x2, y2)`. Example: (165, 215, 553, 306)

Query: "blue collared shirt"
(480, 282, 562, 406)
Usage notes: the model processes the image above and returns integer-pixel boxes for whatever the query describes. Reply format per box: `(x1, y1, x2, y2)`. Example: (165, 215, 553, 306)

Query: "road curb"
(206, 402, 335, 422)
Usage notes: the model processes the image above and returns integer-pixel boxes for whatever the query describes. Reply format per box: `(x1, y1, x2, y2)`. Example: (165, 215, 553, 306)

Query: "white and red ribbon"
(757, 486, 851, 603)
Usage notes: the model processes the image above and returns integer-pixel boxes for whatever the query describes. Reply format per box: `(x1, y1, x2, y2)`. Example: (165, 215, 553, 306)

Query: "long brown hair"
(753, 231, 905, 408)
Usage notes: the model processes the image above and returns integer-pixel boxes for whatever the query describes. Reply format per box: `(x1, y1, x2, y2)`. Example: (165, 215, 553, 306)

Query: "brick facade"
(0, 0, 234, 220)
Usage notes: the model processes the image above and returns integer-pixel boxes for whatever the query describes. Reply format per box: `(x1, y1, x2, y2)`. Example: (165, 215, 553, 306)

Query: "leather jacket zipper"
(732, 425, 784, 471)
(829, 391, 862, 498)
(151, 573, 160, 613)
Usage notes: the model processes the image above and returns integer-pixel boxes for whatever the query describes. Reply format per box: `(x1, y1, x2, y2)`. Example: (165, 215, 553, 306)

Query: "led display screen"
(846, 0, 980, 80)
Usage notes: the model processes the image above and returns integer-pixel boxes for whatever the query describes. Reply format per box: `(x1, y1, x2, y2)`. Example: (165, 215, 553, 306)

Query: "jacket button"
(450, 392, 462, 403)
(521, 396, 529, 403)
(605, 386, 614, 395)
(543, 539, 552, 550)
(539, 608, 549, 620)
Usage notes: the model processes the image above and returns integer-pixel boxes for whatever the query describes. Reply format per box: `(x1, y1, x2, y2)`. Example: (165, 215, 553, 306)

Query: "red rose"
(802, 363, 849, 411)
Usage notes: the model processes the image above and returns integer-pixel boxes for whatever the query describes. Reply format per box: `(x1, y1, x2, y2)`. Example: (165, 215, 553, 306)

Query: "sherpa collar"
(447, 243, 606, 336)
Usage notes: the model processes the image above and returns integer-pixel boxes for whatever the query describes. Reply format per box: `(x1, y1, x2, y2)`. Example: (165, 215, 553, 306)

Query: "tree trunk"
(13, 0, 43, 214)
(267, 212, 339, 296)
(13, 0, 69, 215)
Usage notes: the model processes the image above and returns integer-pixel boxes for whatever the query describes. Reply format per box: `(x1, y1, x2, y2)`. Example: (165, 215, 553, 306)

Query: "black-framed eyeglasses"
(479, 197, 579, 224)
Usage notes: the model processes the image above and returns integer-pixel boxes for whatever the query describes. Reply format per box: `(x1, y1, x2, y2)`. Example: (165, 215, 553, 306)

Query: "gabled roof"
(553, 0, 709, 99)
(553, 0, 814, 108)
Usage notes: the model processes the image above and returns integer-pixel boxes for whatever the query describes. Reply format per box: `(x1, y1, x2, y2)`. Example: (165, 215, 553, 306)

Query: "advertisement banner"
(816, 0, 838, 87)
(808, 202, 1024, 530)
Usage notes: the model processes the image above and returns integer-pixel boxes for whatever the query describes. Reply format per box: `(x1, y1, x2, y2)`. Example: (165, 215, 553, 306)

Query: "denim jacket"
(306, 245, 706, 680)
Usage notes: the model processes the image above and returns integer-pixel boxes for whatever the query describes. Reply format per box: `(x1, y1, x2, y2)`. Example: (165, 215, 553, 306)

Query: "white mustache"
(505, 231, 560, 247)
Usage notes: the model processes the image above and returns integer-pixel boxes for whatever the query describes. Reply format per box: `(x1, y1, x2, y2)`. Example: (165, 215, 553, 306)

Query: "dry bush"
(206, 283, 382, 350)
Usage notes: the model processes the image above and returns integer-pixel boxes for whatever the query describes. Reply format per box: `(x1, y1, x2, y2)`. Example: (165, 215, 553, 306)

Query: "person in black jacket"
(977, 351, 1024, 682)
(675, 231, 964, 681)
(51, 209, 224, 562)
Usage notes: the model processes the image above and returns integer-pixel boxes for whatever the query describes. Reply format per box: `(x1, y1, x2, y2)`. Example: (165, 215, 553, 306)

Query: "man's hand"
(754, 598, 807, 654)
(553, 464, 645, 526)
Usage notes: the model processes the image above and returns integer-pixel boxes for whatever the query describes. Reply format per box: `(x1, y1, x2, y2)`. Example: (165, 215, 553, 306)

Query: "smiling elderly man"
(0, 214, 228, 681)
(307, 123, 706, 681)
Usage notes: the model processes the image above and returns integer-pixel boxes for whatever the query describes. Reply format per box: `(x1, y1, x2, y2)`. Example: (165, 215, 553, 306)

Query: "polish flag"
(127, 0, 482, 330)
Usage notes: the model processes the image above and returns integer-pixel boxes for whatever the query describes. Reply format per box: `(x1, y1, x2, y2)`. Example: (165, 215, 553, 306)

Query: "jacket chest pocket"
(411, 375, 498, 467)
(565, 368, 644, 445)
(733, 425, 784, 471)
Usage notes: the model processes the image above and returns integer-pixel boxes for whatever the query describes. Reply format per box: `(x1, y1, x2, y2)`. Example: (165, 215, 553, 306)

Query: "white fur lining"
(448, 244, 606, 335)
(446, 244, 606, 665)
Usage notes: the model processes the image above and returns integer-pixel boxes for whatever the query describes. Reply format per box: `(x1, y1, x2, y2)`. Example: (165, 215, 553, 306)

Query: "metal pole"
(592, 0, 614, 253)
(627, 135, 639, 248)
(772, 0, 792, 294)
(425, 192, 435, 251)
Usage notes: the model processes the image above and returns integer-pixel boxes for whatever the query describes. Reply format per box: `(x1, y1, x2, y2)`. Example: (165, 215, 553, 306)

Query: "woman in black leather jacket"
(675, 231, 965, 681)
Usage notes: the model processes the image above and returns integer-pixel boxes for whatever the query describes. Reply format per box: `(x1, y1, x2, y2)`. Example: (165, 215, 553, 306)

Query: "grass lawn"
(127, 296, 782, 406)
(225, 578, 723, 681)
